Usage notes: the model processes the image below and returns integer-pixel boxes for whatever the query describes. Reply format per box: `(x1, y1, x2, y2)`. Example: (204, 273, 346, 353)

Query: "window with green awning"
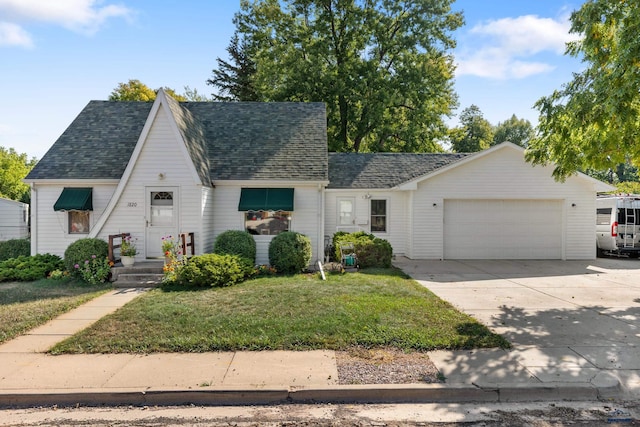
(238, 188, 294, 211)
(53, 187, 93, 211)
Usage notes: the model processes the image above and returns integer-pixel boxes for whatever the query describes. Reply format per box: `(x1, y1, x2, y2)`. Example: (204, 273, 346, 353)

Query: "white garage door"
(444, 199, 563, 259)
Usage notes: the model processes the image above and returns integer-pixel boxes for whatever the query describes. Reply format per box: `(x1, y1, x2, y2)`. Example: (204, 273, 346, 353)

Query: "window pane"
(596, 208, 611, 225)
(69, 211, 90, 234)
(371, 200, 386, 215)
(371, 216, 386, 232)
(370, 199, 386, 232)
(246, 211, 291, 235)
(339, 200, 354, 226)
(151, 192, 174, 226)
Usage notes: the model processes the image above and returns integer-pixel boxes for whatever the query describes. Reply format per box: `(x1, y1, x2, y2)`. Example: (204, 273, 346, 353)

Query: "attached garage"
(443, 199, 563, 259)
(326, 142, 614, 261)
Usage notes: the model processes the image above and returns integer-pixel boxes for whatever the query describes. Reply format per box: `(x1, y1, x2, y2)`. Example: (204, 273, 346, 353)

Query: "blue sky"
(0, 0, 583, 160)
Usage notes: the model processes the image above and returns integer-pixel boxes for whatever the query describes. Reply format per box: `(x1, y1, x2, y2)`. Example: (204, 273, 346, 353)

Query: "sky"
(0, 0, 584, 160)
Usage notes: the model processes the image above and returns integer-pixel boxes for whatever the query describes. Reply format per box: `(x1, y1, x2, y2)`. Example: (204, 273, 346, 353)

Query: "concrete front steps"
(111, 260, 164, 288)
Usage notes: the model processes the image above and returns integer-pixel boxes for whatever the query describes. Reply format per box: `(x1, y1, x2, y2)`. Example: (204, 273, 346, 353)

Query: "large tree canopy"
(526, 0, 640, 180)
(0, 147, 36, 203)
(449, 105, 493, 153)
(493, 114, 534, 148)
(212, 0, 463, 152)
(109, 79, 205, 102)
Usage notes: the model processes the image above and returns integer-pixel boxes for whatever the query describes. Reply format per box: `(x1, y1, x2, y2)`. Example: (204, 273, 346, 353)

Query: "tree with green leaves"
(0, 147, 36, 203)
(449, 105, 494, 153)
(215, 0, 463, 153)
(109, 79, 189, 102)
(207, 32, 259, 101)
(493, 114, 534, 147)
(526, 0, 640, 180)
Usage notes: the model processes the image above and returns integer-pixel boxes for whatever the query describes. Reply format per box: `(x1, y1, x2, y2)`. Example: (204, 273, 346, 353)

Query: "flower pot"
(121, 255, 135, 267)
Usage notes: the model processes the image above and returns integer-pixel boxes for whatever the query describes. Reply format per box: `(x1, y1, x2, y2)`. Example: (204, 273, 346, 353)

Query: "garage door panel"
(444, 200, 562, 259)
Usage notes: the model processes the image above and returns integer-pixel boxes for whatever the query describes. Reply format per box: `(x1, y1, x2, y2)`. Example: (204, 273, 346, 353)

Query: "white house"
(0, 197, 29, 241)
(24, 90, 612, 263)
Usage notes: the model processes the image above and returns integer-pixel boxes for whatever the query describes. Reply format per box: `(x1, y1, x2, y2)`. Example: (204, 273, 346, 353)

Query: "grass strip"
(0, 279, 111, 344)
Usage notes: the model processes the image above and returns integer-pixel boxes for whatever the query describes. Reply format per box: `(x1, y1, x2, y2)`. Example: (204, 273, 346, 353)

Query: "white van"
(596, 195, 640, 257)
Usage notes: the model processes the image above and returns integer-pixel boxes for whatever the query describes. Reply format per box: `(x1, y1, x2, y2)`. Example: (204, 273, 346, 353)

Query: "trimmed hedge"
(213, 230, 256, 265)
(175, 253, 251, 287)
(0, 239, 30, 261)
(64, 238, 109, 275)
(268, 231, 312, 274)
(0, 254, 64, 282)
(333, 231, 393, 268)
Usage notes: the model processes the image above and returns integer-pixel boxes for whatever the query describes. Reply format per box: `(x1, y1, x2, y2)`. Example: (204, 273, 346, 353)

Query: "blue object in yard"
(345, 254, 355, 266)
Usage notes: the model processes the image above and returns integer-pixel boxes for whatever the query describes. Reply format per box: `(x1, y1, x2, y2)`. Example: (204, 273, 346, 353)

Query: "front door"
(146, 187, 178, 258)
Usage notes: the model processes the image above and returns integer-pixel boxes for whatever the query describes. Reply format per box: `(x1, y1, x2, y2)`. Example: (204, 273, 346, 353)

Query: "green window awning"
(53, 187, 93, 211)
(238, 188, 294, 211)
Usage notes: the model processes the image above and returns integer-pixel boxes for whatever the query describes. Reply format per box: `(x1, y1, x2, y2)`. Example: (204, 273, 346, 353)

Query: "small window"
(597, 208, 611, 225)
(370, 199, 387, 233)
(245, 211, 291, 235)
(69, 211, 90, 234)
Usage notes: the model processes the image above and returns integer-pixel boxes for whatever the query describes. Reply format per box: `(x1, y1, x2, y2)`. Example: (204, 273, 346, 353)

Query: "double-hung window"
(370, 199, 387, 233)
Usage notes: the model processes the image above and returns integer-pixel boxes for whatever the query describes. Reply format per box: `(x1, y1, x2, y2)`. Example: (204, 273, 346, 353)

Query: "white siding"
(213, 184, 323, 266)
(324, 190, 409, 256)
(410, 147, 596, 260)
(97, 105, 206, 259)
(0, 198, 29, 241)
(32, 184, 116, 257)
(201, 186, 215, 253)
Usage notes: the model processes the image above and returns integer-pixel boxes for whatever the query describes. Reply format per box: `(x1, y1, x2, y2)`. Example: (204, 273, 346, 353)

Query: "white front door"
(146, 187, 179, 258)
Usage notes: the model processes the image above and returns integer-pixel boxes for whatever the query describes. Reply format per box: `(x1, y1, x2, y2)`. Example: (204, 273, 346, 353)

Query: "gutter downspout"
(30, 183, 36, 256)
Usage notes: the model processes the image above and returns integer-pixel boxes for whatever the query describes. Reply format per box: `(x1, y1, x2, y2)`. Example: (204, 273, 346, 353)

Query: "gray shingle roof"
(26, 98, 329, 183)
(185, 102, 328, 181)
(25, 101, 153, 180)
(328, 152, 470, 189)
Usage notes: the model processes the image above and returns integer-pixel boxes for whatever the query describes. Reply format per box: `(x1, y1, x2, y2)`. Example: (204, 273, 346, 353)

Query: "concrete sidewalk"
(1, 258, 639, 407)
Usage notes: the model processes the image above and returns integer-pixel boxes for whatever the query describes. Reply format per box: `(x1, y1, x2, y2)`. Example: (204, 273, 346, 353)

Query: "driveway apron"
(394, 257, 640, 397)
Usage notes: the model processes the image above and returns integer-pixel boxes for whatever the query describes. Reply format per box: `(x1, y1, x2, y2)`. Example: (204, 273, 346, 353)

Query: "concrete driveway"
(394, 257, 640, 398)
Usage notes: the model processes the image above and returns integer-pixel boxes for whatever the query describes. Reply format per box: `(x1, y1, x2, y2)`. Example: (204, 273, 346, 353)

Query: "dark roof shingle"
(328, 152, 470, 189)
(26, 99, 329, 183)
(26, 101, 153, 180)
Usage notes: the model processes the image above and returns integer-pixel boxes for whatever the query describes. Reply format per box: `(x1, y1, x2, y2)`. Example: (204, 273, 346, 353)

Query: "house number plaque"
(127, 202, 138, 207)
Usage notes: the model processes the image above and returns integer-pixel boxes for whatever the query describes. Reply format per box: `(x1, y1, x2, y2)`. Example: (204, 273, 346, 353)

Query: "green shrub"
(74, 255, 112, 285)
(268, 231, 312, 274)
(213, 230, 256, 265)
(64, 238, 109, 275)
(333, 231, 393, 268)
(0, 254, 64, 282)
(175, 253, 251, 287)
(0, 239, 30, 261)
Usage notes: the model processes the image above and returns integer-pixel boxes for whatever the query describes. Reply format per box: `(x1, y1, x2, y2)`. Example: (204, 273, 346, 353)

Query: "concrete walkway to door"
(394, 257, 640, 399)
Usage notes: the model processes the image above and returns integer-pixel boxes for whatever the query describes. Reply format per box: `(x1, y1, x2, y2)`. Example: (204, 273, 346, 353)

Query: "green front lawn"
(0, 279, 111, 344)
(51, 268, 509, 354)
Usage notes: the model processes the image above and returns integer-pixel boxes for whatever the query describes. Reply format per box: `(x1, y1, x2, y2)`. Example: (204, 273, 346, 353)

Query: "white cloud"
(456, 14, 581, 80)
(0, 0, 133, 47)
(0, 22, 33, 47)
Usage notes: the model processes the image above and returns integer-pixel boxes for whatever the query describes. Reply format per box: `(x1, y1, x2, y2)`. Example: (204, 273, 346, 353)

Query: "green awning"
(53, 187, 93, 211)
(238, 188, 294, 211)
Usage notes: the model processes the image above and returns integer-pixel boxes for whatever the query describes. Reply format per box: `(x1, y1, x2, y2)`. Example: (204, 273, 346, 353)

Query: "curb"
(0, 380, 622, 408)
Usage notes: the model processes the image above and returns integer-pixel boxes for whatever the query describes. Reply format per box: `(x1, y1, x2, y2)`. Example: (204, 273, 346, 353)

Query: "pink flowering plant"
(120, 235, 137, 256)
(74, 254, 111, 284)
